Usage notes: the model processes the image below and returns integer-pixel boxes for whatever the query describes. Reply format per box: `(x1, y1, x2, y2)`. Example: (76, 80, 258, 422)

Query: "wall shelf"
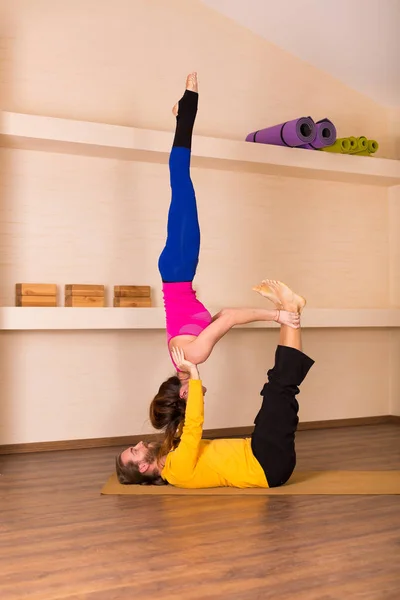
(1, 307, 400, 331)
(1, 112, 399, 187)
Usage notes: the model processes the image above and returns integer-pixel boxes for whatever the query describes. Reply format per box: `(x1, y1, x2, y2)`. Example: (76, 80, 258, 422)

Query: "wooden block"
(114, 286, 151, 298)
(16, 295, 57, 307)
(113, 297, 152, 308)
(16, 283, 57, 296)
(65, 284, 104, 297)
(65, 295, 105, 307)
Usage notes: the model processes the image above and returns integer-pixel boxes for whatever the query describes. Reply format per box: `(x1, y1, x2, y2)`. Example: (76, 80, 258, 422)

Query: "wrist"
(189, 366, 200, 380)
(177, 371, 189, 382)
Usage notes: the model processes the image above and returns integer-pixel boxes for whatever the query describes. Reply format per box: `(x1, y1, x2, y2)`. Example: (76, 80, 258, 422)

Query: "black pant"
(251, 345, 314, 487)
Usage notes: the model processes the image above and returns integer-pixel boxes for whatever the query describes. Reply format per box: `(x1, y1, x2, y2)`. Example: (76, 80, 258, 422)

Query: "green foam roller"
(321, 138, 351, 153)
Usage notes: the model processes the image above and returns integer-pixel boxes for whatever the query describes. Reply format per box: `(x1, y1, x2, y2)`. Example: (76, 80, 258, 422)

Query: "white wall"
(389, 331, 400, 417)
(0, 148, 393, 444)
(0, 329, 393, 444)
(389, 185, 400, 416)
(200, 0, 400, 107)
(0, 0, 398, 444)
(0, 0, 393, 149)
(389, 109, 400, 159)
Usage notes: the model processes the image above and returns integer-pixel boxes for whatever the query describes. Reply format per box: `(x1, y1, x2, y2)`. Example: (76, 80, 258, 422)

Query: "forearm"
(188, 366, 200, 380)
(168, 379, 204, 478)
(185, 379, 204, 422)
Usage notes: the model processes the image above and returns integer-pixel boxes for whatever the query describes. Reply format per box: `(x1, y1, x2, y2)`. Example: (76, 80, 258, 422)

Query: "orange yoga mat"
(101, 470, 400, 496)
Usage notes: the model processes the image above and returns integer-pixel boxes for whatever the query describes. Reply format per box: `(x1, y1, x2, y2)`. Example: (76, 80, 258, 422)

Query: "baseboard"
(0, 415, 399, 455)
(204, 415, 400, 437)
(299, 414, 400, 430)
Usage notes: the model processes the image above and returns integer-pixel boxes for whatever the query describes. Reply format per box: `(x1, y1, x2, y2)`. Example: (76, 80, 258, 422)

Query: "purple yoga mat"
(299, 118, 337, 149)
(246, 117, 316, 147)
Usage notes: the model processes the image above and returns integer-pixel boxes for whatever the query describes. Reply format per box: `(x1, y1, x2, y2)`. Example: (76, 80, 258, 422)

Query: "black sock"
(172, 90, 198, 150)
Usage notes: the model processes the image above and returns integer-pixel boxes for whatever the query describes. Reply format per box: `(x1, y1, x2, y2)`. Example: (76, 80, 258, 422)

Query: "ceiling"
(201, 0, 400, 107)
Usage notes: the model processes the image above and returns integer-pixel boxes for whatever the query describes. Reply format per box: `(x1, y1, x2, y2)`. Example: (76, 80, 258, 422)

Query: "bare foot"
(263, 279, 306, 314)
(185, 72, 198, 93)
(252, 280, 283, 308)
(172, 72, 198, 116)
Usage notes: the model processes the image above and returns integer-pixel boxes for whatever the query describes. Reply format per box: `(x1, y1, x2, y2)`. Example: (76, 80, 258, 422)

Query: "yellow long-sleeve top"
(161, 379, 269, 488)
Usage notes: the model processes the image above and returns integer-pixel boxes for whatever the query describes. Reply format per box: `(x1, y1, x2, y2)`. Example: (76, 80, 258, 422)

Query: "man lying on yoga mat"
(116, 280, 314, 488)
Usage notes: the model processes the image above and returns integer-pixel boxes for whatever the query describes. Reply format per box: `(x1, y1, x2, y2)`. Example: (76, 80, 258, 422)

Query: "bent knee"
(218, 308, 236, 326)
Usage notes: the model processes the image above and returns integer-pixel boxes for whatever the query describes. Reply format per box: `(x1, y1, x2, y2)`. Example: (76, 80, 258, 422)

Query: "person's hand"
(275, 310, 300, 329)
(171, 347, 200, 378)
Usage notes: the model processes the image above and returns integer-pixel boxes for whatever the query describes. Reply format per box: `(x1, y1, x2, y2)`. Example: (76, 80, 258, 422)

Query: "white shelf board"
(1, 112, 399, 186)
(1, 307, 400, 331)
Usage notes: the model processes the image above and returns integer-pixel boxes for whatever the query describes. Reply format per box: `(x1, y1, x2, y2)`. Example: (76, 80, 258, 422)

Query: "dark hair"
(115, 452, 167, 486)
(150, 376, 186, 455)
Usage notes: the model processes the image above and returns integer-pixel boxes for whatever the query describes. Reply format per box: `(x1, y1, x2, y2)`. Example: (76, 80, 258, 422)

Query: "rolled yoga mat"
(299, 118, 337, 149)
(245, 117, 316, 147)
(321, 138, 352, 153)
(322, 137, 379, 155)
(355, 140, 379, 156)
(101, 470, 400, 496)
(348, 136, 368, 154)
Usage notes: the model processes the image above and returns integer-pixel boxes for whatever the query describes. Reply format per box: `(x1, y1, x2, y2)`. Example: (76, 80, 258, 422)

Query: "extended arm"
(166, 349, 204, 480)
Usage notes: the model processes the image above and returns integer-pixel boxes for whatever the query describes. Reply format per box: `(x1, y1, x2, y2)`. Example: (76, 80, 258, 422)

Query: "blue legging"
(158, 147, 200, 282)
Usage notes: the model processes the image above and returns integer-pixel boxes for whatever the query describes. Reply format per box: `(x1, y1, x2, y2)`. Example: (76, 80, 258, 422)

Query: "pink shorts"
(162, 282, 212, 369)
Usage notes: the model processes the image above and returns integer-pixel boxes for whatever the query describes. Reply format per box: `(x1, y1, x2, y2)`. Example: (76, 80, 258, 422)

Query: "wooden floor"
(1, 424, 400, 600)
